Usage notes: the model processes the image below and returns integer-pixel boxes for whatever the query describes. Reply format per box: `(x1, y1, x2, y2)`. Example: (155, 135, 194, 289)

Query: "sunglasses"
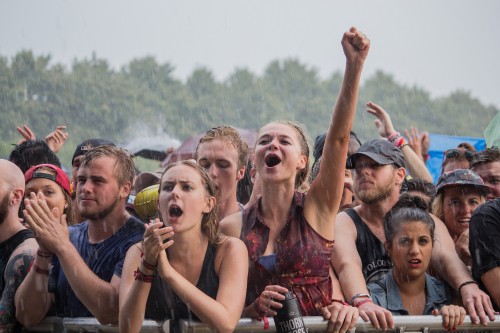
(443, 149, 477, 162)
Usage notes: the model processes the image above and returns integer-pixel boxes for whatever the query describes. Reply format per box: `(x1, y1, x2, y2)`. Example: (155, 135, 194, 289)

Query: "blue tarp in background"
(426, 133, 486, 183)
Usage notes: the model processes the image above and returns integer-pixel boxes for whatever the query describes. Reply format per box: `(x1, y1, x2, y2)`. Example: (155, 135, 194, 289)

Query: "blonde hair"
(161, 160, 223, 245)
(196, 126, 249, 170)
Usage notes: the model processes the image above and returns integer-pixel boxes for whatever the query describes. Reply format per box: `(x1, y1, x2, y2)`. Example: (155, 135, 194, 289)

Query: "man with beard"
(16, 146, 144, 326)
(331, 139, 495, 330)
(0, 160, 37, 331)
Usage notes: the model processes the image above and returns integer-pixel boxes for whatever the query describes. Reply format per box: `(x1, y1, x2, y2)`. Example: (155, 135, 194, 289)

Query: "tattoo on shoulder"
(0, 252, 35, 326)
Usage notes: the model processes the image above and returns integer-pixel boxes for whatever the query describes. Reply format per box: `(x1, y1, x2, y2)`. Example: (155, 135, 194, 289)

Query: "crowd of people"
(1, 27, 500, 333)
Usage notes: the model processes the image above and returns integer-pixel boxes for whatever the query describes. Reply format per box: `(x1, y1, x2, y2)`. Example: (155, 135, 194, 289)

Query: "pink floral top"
(241, 191, 335, 315)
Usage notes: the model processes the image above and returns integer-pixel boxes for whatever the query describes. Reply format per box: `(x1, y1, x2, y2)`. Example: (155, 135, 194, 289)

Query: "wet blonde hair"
(161, 160, 222, 245)
(196, 126, 249, 170)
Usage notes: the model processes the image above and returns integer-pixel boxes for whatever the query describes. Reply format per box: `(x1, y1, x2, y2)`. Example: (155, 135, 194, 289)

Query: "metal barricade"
(25, 315, 500, 333)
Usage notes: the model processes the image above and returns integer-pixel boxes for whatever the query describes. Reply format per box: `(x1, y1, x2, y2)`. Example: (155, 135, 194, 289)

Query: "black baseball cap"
(346, 139, 405, 169)
(72, 139, 115, 165)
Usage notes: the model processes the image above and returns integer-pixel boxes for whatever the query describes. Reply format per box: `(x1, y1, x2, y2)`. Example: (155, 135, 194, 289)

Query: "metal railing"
(25, 316, 500, 333)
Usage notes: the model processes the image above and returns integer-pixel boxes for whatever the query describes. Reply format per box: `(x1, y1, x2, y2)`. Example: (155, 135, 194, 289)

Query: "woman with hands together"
(119, 160, 248, 333)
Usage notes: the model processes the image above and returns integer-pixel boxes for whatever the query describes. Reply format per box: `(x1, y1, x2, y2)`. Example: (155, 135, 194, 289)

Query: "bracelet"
(37, 249, 54, 258)
(29, 261, 50, 275)
(458, 280, 479, 293)
(355, 298, 373, 308)
(134, 267, 154, 283)
(399, 142, 409, 149)
(387, 132, 401, 142)
(141, 258, 157, 271)
(331, 298, 349, 306)
(395, 137, 407, 148)
(350, 293, 371, 305)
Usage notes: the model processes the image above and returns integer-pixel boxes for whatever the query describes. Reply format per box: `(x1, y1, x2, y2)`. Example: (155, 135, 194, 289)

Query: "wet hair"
(457, 142, 477, 152)
(196, 126, 249, 170)
(470, 147, 500, 170)
(9, 140, 61, 174)
(431, 187, 486, 223)
(80, 145, 135, 188)
(28, 166, 74, 225)
(236, 159, 254, 205)
(401, 178, 436, 197)
(384, 194, 435, 246)
(261, 121, 310, 189)
(161, 160, 222, 245)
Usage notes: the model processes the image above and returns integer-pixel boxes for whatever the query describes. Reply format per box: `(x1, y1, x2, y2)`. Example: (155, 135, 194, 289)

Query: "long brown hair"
(161, 160, 223, 245)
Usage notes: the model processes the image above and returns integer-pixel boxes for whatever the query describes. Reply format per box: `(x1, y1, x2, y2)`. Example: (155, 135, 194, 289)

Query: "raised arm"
(306, 27, 370, 238)
(366, 101, 432, 182)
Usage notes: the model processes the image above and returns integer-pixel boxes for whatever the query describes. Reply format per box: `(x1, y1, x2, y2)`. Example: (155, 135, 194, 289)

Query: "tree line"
(1, 50, 497, 165)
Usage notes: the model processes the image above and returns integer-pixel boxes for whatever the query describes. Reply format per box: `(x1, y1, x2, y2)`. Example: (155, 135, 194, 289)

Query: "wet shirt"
(48, 216, 144, 317)
(368, 269, 451, 315)
(241, 191, 334, 316)
(470, 198, 500, 310)
(0, 229, 33, 294)
(145, 243, 219, 322)
(345, 209, 392, 284)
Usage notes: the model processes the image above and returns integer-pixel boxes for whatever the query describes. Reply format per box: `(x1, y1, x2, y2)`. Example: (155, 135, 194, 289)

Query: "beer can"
(273, 291, 307, 333)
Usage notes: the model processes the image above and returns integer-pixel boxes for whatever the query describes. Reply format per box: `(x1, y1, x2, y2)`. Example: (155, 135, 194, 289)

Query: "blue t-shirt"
(367, 269, 451, 315)
(48, 216, 144, 317)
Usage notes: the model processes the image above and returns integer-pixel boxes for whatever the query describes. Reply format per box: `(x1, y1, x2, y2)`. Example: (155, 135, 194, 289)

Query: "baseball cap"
(25, 163, 71, 195)
(72, 139, 115, 165)
(346, 139, 405, 169)
(436, 169, 491, 195)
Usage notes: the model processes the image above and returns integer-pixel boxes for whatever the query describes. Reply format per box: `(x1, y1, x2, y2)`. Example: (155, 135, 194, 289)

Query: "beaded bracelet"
(134, 267, 154, 283)
(458, 280, 479, 293)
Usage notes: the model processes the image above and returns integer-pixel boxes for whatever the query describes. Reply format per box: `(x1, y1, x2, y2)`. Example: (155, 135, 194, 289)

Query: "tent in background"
(426, 133, 486, 183)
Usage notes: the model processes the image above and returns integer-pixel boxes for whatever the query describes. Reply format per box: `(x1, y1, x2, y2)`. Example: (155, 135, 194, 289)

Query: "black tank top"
(145, 243, 219, 321)
(345, 209, 392, 284)
(0, 229, 34, 293)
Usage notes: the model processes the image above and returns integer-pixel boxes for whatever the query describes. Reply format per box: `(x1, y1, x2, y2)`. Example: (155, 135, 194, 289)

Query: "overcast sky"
(1, 0, 499, 109)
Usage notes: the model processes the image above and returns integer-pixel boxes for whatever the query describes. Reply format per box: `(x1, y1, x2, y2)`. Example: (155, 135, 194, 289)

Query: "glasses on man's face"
(443, 149, 477, 162)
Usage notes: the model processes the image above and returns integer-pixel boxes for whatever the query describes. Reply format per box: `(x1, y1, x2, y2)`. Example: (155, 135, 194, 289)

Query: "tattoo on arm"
(0, 252, 34, 327)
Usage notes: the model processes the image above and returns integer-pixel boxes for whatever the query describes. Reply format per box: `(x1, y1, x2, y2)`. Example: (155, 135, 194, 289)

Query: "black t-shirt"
(470, 198, 500, 287)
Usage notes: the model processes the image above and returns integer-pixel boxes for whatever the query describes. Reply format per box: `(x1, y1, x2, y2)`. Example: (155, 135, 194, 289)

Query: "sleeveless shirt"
(145, 243, 219, 321)
(345, 208, 392, 284)
(0, 229, 34, 293)
(241, 191, 334, 316)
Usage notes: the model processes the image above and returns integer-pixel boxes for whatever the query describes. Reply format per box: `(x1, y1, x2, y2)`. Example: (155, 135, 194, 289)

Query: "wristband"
(355, 298, 373, 308)
(350, 293, 371, 305)
(331, 299, 349, 306)
(134, 267, 154, 283)
(29, 261, 50, 275)
(142, 258, 157, 271)
(37, 249, 53, 258)
(399, 142, 409, 149)
(458, 280, 479, 293)
(387, 132, 401, 142)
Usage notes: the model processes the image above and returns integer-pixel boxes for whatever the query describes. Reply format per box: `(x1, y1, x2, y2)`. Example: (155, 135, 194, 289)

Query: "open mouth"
(169, 205, 183, 218)
(265, 154, 282, 167)
(408, 259, 421, 264)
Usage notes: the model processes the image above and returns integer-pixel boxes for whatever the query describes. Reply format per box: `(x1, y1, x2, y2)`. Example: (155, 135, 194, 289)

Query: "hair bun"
(394, 193, 429, 212)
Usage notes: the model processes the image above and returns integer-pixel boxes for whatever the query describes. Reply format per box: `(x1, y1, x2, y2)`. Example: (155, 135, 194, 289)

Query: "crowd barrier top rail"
(24, 315, 500, 333)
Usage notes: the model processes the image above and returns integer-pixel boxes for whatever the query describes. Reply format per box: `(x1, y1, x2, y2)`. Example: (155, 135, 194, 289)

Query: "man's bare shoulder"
(219, 211, 243, 238)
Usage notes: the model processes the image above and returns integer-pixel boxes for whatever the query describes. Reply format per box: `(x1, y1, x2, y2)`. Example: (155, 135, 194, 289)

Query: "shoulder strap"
(345, 208, 364, 228)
